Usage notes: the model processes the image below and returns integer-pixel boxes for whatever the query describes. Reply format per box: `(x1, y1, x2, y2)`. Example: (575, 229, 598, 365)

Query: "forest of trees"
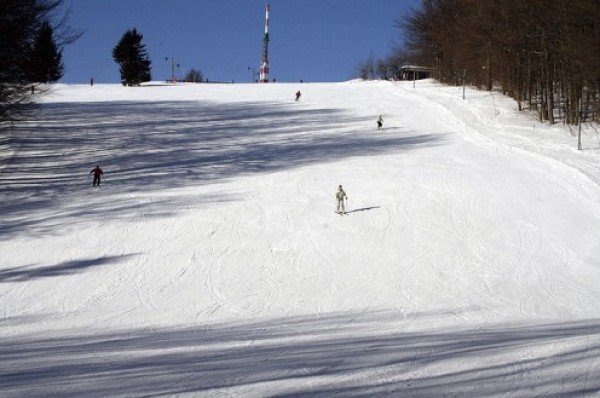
(0, 0, 76, 123)
(398, 0, 600, 125)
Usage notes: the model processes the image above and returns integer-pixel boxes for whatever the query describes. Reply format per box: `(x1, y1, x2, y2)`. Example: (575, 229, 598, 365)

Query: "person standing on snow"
(90, 165, 104, 187)
(377, 115, 383, 130)
(336, 185, 347, 214)
(295, 90, 301, 102)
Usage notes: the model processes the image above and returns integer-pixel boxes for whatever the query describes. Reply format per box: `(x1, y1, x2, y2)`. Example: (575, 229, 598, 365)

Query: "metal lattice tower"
(259, 4, 270, 83)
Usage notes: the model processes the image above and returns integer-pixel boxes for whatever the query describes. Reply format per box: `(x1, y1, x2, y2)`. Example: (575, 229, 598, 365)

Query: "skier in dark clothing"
(90, 165, 103, 187)
(377, 115, 383, 130)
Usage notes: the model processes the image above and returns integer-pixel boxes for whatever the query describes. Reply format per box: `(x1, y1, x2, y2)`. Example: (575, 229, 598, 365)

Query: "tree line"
(364, 0, 600, 126)
(0, 0, 73, 122)
(112, 30, 203, 85)
(1, 1, 205, 125)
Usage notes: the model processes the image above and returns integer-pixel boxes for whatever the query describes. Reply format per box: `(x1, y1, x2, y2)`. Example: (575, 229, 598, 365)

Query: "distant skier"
(377, 115, 383, 130)
(295, 90, 301, 102)
(335, 185, 347, 214)
(90, 165, 104, 187)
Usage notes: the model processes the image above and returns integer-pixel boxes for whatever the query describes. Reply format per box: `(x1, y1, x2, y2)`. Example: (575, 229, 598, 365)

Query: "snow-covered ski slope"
(2, 80, 600, 397)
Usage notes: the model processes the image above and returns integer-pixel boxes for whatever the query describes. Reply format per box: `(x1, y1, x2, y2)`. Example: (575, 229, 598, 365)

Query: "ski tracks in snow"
(388, 82, 600, 320)
(3, 82, 600, 397)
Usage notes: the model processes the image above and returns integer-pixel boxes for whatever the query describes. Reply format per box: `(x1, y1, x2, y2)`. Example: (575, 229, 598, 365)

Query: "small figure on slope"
(377, 114, 383, 130)
(295, 90, 301, 102)
(336, 185, 347, 214)
(90, 165, 104, 187)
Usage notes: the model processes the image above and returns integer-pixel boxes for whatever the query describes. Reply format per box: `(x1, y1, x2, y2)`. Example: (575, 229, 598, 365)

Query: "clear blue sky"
(61, 0, 419, 83)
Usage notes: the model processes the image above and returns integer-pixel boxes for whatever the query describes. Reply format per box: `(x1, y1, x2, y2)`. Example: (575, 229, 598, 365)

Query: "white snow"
(1, 80, 600, 396)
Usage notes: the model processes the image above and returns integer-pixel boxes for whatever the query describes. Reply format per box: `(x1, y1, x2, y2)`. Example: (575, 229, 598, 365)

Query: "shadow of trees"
(0, 100, 443, 240)
(0, 254, 136, 283)
(0, 311, 598, 397)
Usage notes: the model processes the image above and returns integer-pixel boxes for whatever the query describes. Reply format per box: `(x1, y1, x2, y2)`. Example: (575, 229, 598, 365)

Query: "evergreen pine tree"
(1, 0, 79, 123)
(26, 20, 64, 83)
(112, 28, 152, 86)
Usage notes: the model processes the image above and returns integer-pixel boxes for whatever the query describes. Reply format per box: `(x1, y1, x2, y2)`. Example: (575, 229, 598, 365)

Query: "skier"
(377, 115, 383, 130)
(335, 185, 347, 214)
(295, 90, 301, 102)
(90, 165, 104, 187)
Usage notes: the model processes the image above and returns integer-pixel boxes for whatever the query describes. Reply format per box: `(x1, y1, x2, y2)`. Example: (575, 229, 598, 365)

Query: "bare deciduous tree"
(184, 69, 204, 83)
(395, 0, 600, 125)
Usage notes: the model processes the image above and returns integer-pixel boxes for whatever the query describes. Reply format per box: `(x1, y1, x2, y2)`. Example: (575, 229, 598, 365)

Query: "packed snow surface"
(1, 80, 600, 396)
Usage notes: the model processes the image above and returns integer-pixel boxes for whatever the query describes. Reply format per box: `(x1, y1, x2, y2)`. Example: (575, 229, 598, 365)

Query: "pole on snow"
(462, 69, 466, 99)
(165, 57, 179, 83)
(578, 97, 583, 150)
(248, 67, 257, 83)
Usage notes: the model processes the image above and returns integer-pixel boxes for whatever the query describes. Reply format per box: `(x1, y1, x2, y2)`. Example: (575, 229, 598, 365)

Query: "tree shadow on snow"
(0, 310, 599, 397)
(0, 254, 136, 283)
(0, 100, 444, 239)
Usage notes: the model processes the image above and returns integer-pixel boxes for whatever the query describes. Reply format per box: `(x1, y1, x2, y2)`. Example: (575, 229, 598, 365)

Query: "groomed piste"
(1, 80, 600, 396)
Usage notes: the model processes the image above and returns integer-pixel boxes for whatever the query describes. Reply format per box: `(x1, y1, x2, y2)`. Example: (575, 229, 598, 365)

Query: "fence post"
(462, 69, 466, 99)
(577, 97, 582, 151)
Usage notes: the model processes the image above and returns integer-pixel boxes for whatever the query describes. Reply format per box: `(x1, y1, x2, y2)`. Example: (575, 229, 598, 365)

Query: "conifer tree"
(1, 0, 78, 123)
(27, 20, 63, 83)
(112, 28, 152, 86)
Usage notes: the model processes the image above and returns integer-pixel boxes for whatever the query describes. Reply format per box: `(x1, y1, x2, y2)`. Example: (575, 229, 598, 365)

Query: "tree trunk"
(545, 50, 554, 124)
(486, 54, 492, 91)
(516, 56, 522, 111)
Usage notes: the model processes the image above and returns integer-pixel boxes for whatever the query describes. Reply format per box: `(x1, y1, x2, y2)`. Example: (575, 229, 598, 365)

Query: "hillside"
(1, 80, 600, 397)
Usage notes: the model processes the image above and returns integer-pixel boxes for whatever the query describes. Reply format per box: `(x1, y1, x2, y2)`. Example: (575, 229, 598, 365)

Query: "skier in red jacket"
(90, 165, 104, 187)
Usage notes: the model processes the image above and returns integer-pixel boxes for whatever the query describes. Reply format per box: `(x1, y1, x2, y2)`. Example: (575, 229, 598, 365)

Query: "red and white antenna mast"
(259, 4, 270, 83)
